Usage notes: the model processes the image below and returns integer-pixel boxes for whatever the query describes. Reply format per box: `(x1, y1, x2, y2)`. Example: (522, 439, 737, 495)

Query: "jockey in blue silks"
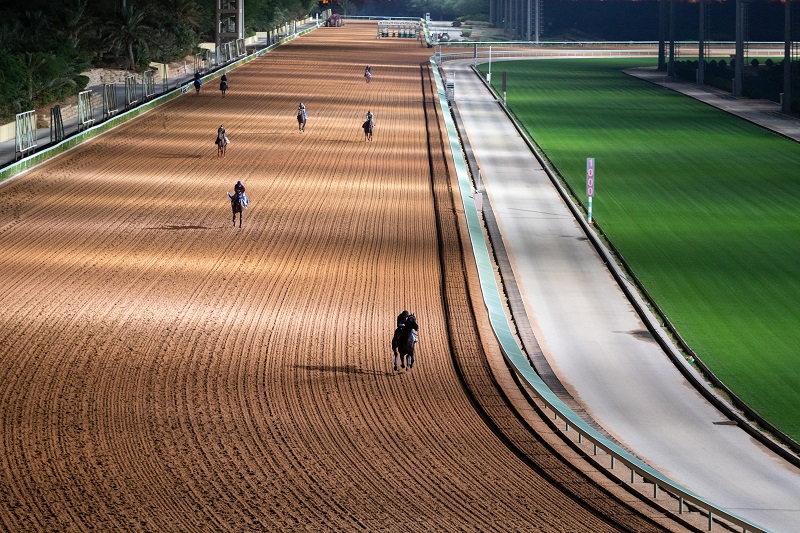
(231, 180, 248, 207)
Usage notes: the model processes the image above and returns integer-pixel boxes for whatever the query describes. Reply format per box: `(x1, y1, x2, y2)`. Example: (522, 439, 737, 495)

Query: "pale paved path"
(445, 59, 800, 532)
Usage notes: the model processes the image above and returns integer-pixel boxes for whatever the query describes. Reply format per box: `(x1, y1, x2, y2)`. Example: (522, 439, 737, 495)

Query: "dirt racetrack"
(0, 22, 693, 531)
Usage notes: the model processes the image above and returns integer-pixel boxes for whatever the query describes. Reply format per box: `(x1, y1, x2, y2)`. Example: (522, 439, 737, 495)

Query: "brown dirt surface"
(0, 22, 691, 531)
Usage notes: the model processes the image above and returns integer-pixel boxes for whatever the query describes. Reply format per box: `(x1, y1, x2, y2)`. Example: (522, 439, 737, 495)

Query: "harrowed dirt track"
(0, 22, 695, 531)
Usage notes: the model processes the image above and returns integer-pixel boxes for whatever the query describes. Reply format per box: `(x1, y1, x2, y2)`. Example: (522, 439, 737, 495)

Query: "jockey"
(393, 310, 419, 344)
(366, 110, 374, 126)
(217, 125, 228, 145)
(232, 180, 247, 207)
(298, 102, 307, 119)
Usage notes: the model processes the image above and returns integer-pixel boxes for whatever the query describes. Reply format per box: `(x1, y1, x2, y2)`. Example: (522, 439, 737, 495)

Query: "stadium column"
(511, 0, 518, 39)
(668, 0, 676, 77)
(698, 0, 705, 86)
(512, 0, 518, 40)
(734, 0, 744, 97)
(783, 0, 793, 114)
(525, 0, 532, 42)
(658, 0, 667, 71)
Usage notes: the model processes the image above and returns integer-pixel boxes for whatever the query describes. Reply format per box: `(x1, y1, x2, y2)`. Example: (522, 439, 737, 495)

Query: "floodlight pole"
(734, 0, 744, 97)
(526, 0, 531, 42)
(658, 0, 667, 71)
(668, 0, 675, 77)
(783, 0, 793, 114)
(697, 0, 705, 86)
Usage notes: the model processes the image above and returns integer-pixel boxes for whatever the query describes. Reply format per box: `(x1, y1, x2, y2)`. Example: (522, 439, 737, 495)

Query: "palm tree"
(339, 0, 354, 16)
(165, 0, 203, 30)
(21, 51, 76, 103)
(106, 5, 151, 70)
(60, 0, 92, 44)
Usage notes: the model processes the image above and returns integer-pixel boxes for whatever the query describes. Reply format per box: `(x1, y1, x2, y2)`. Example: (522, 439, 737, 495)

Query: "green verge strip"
(0, 23, 319, 184)
(429, 57, 769, 533)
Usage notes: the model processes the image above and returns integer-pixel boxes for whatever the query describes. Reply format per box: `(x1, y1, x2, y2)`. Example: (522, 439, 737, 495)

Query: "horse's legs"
(238, 211, 242, 228)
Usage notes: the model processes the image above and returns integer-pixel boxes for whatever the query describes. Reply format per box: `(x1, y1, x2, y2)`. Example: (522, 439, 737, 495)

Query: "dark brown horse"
(228, 191, 246, 227)
(392, 314, 418, 371)
(216, 131, 228, 157)
(362, 119, 374, 141)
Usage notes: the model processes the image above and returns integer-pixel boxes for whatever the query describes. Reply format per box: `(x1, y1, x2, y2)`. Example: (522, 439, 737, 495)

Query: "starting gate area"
(377, 20, 421, 40)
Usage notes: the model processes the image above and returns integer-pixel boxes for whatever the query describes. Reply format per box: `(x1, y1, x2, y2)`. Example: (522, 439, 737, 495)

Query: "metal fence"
(14, 110, 37, 160)
(103, 83, 118, 119)
(50, 106, 64, 143)
(433, 41, 786, 64)
(143, 70, 155, 99)
(77, 90, 94, 131)
(124, 75, 138, 109)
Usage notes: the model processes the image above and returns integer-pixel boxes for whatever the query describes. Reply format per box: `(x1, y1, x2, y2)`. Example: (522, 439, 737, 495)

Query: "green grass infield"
(478, 58, 800, 442)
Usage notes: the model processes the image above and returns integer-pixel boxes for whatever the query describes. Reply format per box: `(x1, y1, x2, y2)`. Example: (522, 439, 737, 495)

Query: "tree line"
(0, 0, 316, 121)
(337, 0, 487, 20)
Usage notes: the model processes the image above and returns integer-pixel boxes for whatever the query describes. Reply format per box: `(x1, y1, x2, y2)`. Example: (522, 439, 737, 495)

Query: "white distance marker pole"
(487, 46, 492, 84)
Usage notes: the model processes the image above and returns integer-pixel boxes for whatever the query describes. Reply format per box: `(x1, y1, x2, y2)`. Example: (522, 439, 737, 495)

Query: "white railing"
(435, 41, 786, 63)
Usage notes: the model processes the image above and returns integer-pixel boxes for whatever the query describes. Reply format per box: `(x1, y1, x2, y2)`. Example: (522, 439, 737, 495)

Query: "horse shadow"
(153, 154, 204, 159)
(148, 225, 211, 231)
(298, 364, 385, 376)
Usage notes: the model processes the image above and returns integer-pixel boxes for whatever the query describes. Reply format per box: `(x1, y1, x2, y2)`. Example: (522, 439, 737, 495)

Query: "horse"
(392, 316, 417, 371)
(220, 79, 228, 97)
(297, 110, 307, 132)
(228, 191, 247, 227)
(362, 119, 374, 141)
(215, 132, 228, 157)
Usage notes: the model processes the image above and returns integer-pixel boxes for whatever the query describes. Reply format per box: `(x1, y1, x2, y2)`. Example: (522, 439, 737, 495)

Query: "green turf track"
(478, 58, 800, 442)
